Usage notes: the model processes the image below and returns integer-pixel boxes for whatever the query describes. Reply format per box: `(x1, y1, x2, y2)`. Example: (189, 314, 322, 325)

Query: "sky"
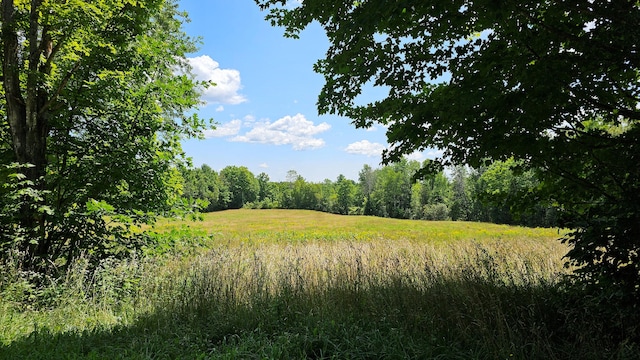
(177, 0, 441, 182)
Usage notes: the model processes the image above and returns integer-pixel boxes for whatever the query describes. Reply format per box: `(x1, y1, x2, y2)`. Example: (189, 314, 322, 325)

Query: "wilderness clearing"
(2, 210, 637, 359)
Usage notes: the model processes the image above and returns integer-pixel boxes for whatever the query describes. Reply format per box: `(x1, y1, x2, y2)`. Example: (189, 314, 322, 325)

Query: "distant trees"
(181, 159, 556, 228)
(181, 165, 227, 212)
(415, 171, 451, 221)
(473, 159, 557, 227)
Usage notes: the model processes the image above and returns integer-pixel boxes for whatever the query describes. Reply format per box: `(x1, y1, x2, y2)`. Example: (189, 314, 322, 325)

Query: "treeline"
(182, 158, 558, 228)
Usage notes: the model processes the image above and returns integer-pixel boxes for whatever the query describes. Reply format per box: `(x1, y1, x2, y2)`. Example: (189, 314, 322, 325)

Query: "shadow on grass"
(2, 278, 639, 360)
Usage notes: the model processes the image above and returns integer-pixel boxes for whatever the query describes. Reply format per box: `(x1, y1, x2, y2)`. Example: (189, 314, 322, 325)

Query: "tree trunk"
(2, 0, 50, 266)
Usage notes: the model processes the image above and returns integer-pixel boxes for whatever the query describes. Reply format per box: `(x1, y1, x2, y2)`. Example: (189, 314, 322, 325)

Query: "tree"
(369, 159, 416, 219)
(358, 164, 377, 215)
(270, 181, 291, 209)
(334, 174, 356, 215)
(1, 0, 208, 270)
(358, 164, 376, 198)
(317, 178, 336, 213)
(449, 166, 472, 221)
(257, 1, 640, 299)
(473, 158, 558, 227)
(182, 165, 225, 212)
(291, 175, 319, 210)
(256, 172, 272, 203)
(219, 166, 259, 209)
(415, 168, 451, 220)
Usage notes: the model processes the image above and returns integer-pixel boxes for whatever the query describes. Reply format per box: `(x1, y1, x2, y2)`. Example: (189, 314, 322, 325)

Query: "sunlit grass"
(154, 209, 565, 245)
(2, 210, 636, 359)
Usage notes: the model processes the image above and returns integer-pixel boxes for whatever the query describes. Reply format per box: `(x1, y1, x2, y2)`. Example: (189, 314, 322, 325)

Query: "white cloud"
(285, 0, 303, 8)
(203, 119, 242, 138)
(402, 149, 444, 162)
(231, 113, 331, 150)
(187, 55, 246, 105)
(215, 105, 224, 112)
(425, 149, 444, 159)
(405, 151, 424, 161)
(345, 140, 386, 157)
(259, 163, 269, 168)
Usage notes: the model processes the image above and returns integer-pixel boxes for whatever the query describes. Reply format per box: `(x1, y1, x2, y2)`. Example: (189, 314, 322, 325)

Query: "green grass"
(153, 209, 565, 244)
(1, 210, 638, 359)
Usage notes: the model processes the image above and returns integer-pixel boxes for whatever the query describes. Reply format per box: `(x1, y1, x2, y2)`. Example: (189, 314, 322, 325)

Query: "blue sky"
(178, 0, 441, 182)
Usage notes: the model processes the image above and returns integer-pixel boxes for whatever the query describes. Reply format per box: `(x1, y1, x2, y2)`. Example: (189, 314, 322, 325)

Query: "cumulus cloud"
(215, 105, 224, 112)
(401, 149, 444, 162)
(187, 55, 246, 105)
(345, 140, 386, 157)
(425, 149, 444, 159)
(405, 151, 424, 161)
(230, 113, 331, 150)
(203, 119, 242, 138)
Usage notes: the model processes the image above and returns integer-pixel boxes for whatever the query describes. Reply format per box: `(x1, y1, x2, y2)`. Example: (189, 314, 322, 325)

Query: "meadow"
(1, 209, 637, 359)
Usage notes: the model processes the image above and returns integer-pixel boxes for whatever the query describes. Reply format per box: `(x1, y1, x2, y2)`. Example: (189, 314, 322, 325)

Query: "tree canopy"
(256, 0, 640, 300)
(1, 0, 209, 271)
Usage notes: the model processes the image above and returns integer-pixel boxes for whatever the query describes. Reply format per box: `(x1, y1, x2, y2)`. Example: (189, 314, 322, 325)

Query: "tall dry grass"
(133, 237, 584, 358)
(155, 237, 569, 311)
(2, 210, 637, 359)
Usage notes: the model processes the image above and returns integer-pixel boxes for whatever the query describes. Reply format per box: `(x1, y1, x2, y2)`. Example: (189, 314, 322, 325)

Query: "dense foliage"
(255, 0, 640, 302)
(0, 0, 208, 272)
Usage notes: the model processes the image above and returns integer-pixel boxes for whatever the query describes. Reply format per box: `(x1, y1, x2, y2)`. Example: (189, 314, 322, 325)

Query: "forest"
(181, 158, 558, 228)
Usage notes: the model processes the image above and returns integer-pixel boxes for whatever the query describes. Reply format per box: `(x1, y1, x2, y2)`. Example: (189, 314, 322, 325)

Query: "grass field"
(154, 209, 565, 243)
(1, 210, 638, 359)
